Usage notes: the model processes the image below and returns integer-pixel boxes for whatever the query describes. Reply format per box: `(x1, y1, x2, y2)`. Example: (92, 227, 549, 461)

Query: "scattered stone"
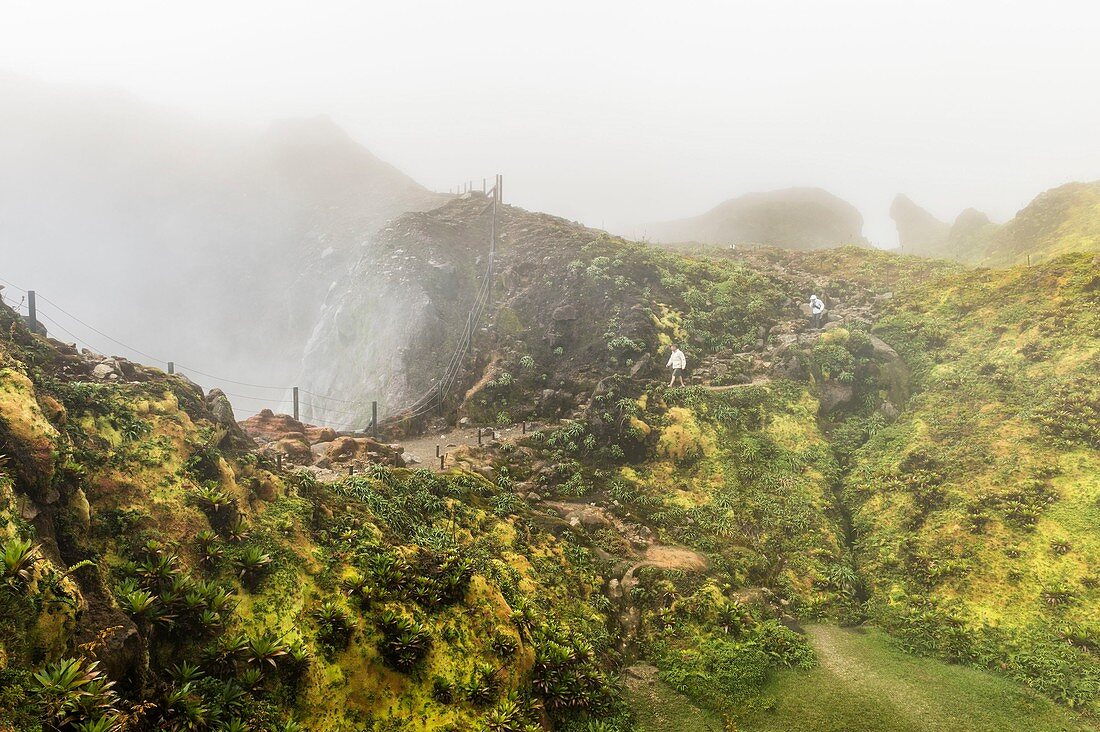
(552, 304, 578, 321)
(274, 437, 313, 464)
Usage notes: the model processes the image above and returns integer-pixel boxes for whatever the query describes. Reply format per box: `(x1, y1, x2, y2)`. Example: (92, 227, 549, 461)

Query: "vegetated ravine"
(1, 193, 1098, 732)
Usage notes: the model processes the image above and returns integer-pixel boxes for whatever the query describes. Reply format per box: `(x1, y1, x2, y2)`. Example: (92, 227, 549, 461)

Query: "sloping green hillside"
(0, 303, 625, 731)
(849, 252, 1100, 709)
(983, 183, 1100, 266)
(3, 229, 1098, 731)
(893, 182, 1100, 266)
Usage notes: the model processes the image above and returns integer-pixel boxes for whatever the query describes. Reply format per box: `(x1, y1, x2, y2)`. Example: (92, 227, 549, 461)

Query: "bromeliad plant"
(377, 610, 432, 672)
(33, 656, 120, 728)
(196, 529, 224, 569)
(247, 633, 289, 669)
(234, 546, 272, 590)
(2, 536, 40, 591)
(117, 587, 167, 627)
(313, 600, 353, 650)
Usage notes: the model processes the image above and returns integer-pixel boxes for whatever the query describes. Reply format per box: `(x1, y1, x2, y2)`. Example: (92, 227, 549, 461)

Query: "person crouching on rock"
(809, 294, 826, 329)
(667, 344, 687, 387)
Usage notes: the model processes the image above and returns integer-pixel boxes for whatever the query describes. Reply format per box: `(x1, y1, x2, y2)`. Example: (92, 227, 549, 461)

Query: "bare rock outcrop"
(891, 194, 950, 254)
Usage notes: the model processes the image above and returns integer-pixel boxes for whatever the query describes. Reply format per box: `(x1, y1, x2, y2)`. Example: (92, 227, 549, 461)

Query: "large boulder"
(238, 410, 336, 446)
(818, 379, 855, 414)
(205, 389, 254, 449)
(0, 368, 60, 498)
(274, 437, 313, 464)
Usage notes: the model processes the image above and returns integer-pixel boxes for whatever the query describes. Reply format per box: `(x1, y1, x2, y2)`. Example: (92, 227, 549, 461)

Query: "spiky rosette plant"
(377, 610, 432, 672)
(313, 600, 353, 650)
(234, 546, 272, 590)
(246, 633, 288, 669)
(33, 657, 119, 728)
(2, 537, 41, 592)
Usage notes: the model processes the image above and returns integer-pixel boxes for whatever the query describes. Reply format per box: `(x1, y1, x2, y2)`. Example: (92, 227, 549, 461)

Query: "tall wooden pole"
(27, 290, 37, 334)
(490, 175, 498, 304)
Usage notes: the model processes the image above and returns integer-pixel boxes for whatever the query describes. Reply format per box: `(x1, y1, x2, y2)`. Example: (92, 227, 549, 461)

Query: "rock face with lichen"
(299, 194, 670, 428)
(647, 187, 869, 249)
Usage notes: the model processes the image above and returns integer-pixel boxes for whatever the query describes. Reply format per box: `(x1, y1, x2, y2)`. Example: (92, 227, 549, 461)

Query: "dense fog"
(1, 0, 1097, 416)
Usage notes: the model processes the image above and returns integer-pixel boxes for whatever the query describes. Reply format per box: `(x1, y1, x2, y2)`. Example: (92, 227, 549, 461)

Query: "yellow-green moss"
(656, 407, 714, 462)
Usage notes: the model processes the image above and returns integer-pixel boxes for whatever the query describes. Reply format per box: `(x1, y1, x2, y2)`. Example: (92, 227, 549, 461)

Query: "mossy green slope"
(849, 252, 1100, 710)
(0, 303, 623, 731)
(983, 183, 1100, 266)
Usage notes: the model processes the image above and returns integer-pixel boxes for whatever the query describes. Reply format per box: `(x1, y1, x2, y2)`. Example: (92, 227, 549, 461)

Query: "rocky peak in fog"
(0, 75, 448, 407)
(647, 187, 869, 250)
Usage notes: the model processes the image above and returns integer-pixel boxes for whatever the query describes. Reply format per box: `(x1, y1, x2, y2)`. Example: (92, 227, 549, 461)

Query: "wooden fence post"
(27, 290, 37, 334)
(292, 387, 299, 421)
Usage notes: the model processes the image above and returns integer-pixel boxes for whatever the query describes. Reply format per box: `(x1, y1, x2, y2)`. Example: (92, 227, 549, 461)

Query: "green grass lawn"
(627, 624, 1097, 732)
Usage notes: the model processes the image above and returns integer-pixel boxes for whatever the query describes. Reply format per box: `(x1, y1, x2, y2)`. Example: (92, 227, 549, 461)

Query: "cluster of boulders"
(239, 409, 405, 470)
(691, 350, 755, 386)
(45, 339, 161, 383)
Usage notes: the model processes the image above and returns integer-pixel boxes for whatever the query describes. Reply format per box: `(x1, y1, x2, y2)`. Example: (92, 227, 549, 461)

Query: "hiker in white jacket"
(810, 294, 826, 329)
(667, 345, 687, 387)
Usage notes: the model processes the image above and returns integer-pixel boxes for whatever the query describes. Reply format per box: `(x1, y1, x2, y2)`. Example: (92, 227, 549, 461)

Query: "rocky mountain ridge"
(646, 187, 870, 250)
(890, 181, 1100, 265)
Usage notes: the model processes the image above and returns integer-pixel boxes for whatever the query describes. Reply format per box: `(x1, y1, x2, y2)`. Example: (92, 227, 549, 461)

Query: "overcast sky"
(2, 0, 1098, 245)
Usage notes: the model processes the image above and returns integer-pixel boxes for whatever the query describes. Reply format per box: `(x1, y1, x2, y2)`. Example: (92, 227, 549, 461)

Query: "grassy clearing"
(622, 664, 725, 732)
(736, 624, 1096, 732)
(628, 623, 1094, 732)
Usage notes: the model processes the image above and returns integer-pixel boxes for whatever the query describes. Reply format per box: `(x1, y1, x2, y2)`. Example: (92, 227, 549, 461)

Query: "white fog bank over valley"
(3, 1, 1098, 243)
(1, 0, 1097, 418)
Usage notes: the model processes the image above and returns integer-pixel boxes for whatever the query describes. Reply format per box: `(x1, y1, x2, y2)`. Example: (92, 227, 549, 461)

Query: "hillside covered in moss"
(2, 203, 1098, 732)
(848, 252, 1100, 706)
(892, 182, 1100, 266)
